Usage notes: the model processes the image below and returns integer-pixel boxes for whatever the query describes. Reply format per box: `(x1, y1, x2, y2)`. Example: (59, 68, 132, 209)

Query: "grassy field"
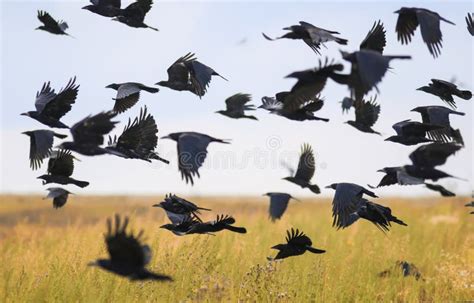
(0, 195, 472, 302)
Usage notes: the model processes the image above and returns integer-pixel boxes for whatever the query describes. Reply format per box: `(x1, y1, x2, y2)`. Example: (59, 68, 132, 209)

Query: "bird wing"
(294, 143, 315, 182)
(95, 0, 121, 7)
(188, 60, 221, 97)
(112, 83, 142, 113)
(34, 82, 56, 113)
(301, 96, 324, 112)
(47, 149, 75, 177)
(37, 10, 60, 29)
(331, 183, 367, 229)
(359, 20, 386, 53)
(46, 187, 69, 198)
(401, 121, 441, 137)
(122, 0, 152, 21)
(177, 133, 211, 185)
(467, 13, 474, 35)
(268, 193, 291, 220)
(71, 111, 118, 145)
(225, 93, 252, 113)
(431, 78, 458, 90)
(286, 228, 312, 247)
(396, 169, 425, 185)
(395, 9, 419, 44)
(260, 96, 283, 111)
(166, 53, 195, 83)
(41, 77, 78, 120)
(409, 142, 461, 168)
(416, 10, 443, 57)
(425, 106, 453, 125)
(355, 97, 380, 127)
(354, 50, 390, 94)
(29, 130, 55, 170)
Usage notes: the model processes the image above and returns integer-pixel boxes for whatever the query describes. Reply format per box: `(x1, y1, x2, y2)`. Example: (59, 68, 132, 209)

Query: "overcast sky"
(1, 0, 472, 197)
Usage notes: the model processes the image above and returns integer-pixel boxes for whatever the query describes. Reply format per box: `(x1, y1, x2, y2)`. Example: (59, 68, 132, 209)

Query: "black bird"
(282, 143, 320, 194)
(162, 132, 230, 185)
(36, 10, 71, 36)
(376, 165, 459, 186)
(466, 201, 474, 214)
(21, 77, 79, 128)
(58, 111, 122, 156)
(411, 106, 465, 145)
(424, 183, 455, 197)
(159, 216, 200, 236)
(345, 97, 381, 135)
(326, 183, 406, 232)
(340, 97, 355, 114)
(82, 0, 121, 17)
(105, 107, 168, 163)
(22, 130, 67, 170)
(106, 82, 159, 113)
(394, 7, 455, 58)
(44, 187, 73, 209)
(270, 228, 325, 260)
(409, 142, 461, 168)
(88, 215, 172, 281)
(216, 93, 257, 120)
(263, 193, 299, 221)
(153, 194, 211, 224)
(417, 79, 472, 109)
(329, 50, 411, 101)
(37, 149, 89, 188)
(467, 13, 474, 35)
(186, 214, 247, 235)
(379, 261, 422, 280)
(262, 21, 347, 54)
(259, 94, 329, 122)
(156, 53, 227, 98)
(112, 0, 158, 31)
(359, 20, 386, 54)
(385, 120, 443, 145)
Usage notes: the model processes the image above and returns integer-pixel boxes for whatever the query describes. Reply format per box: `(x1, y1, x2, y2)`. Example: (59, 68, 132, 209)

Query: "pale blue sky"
(1, 0, 472, 197)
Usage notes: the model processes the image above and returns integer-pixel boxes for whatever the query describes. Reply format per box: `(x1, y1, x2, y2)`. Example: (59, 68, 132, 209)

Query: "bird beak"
(159, 225, 166, 229)
(87, 261, 98, 267)
(20, 112, 29, 116)
(376, 169, 385, 173)
(152, 204, 162, 208)
(161, 136, 170, 140)
(324, 185, 332, 189)
(105, 84, 112, 88)
(416, 87, 423, 91)
(21, 131, 28, 135)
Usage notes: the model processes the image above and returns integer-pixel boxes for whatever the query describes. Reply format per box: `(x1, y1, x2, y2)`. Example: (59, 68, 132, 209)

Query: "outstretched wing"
(47, 149, 75, 177)
(466, 13, 474, 35)
(225, 93, 252, 113)
(167, 52, 195, 83)
(355, 97, 380, 127)
(268, 193, 291, 221)
(71, 111, 118, 145)
(37, 10, 60, 29)
(294, 143, 315, 182)
(395, 9, 419, 45)
(28, 130, 55, 170)
(409, 142, 461, 168)
(360, 20, 386, 53)
(188, 60, 222, 97)
(286, 228, 312, 247)
(41, 77, 78, 120)
(177, 134, 211, 185)
(331, 183, 369, 229)
(416, 10, 444, 57)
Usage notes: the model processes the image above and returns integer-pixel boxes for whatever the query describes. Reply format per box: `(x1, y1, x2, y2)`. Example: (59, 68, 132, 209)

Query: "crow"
(359, 20, 386, 54)
(89, 215, 172, 281)
(262, 21, 347, 54)
(106, 82, 159, 113)
(36, 10, 71, 36)
(467, 13, 474, 35)
(379, 261, 422, 280)
(161, 132, 230, 185)
(105, 107, 168, 163)
(112, 0, 158, 31)
(22, 130, 67, 170)
(156, 53, 227, 98)
(424, 183, 455, 197)
(216, 93, 257, 120)
(282, 143, 320, 193)
(270, 228, 325, 260)
(160, 216, 201, 236)
(385, 120, 444, 145)
(82, 0, 121, 17)
(417, 79, 472, 109)
(259, 94, 329, 122)
(345, 97, 381, 135)
(37, 149, 89, 188)
(153, 193, 211, 224)
(186, 214, 247, 235)
(394, 7, 455, 58)
(21, 77, 79, 128)
(340, 97, 355, 114)
(44, 187, 73, 209)
(262, 193, 299, 221)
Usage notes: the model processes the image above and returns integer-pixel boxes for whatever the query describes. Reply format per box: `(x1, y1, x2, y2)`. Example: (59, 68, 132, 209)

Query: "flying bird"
(359, 20, 386, 54)
(269, 228, 325, 260)
(185, 214, 247, 235)
(385, 120, 444, 145)
(153, 193, 211, 224)
(112, 0, 158, 31)
(466, 13, 474, 35)
(417, 79, 472, 109)
(22, 130, 67, 170)
(21, 77, 79, 128)
(263, 193, 299, 221)
(156, 53, 227, 98)
(259, 94, 329, 122)
(88, 215, 172, 281)
(216, 93, 257, 120)
(44, 187, 73, 209)
(82, 0, 121, 17)
(36, 10, 71, 36)
(424, 183, 455, 197)
(37, 149, 89, 188)
(394, 7, 455, 58)
(282, 143, 320, 194)
(262, 21, 347, 54)
(340, 97, 355, 114)
(409, 142, 461, 169)
(162, 132, 230, 185)
(105, 107, 168, 163)
(345, 97, 381, 135)
(106, 82, 159, 113)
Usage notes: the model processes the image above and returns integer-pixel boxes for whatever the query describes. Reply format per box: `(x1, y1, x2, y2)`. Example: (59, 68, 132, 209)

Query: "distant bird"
(216, 93, 257, 120)
(359, 20, 386, 54)
(36, 10, 71, 36)
(394, 7, 455, 58)
(21, 77, 79, 128)
(89, 215, 172, 281)
(44, 187, 73, 209)
(340, 97, 354, 114)
(22, 130, 67, 170)
(82, 0, 121, 17)
(385, 120, 443, 145)
(59, 111, 122, 156)
(162, 132, 230, 185)
(466, 13, 474, 35)
(326, 183, 406, 232)
(345, 97, 381, 135)
(417, 79, 472, 109)
(106, 82, 159, 113)
(262, 21, 347, 54)
(186, 214, 247, 235)
(112, 0, 158, 31)
(411, 106, 465, 145)
(270, 228, 325, 260)
(105, 107, 168, 163)
(282, 144, 320, 194)
(153, 193, 211, 224)
(329, 50, 411, 101)
(263, 193, 299, 221)
(259, 94, 329, 122)
(156, 53, 227, 98)
(379, 261, 422, 280)
(37, 149, 89, 188)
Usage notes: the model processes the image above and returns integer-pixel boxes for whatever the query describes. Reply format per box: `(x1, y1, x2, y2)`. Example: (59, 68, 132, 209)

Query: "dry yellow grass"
(0, 195, 473, 302)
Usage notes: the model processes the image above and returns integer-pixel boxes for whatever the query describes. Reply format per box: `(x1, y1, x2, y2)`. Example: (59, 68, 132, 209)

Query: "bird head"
(416, 86, 430, 93)
(105, 83, 120, 90)
(215, 110, 226, 115)
(35, 26, 45, 31)
(82, 5, 93, 11)
(20, 111, 33, 117)
(325, 183, 338, 190)
(160, 133, 180, 141)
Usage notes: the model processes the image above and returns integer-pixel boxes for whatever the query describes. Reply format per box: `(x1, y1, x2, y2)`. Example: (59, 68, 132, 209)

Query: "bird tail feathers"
(307, 246, 326, 254)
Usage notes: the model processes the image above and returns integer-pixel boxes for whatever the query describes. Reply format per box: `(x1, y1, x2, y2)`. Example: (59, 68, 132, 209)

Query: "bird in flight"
(282, 143, 320, 194)
(216, 93, 257, 120)
(82, 0, 121, 18)
(185, 214, 247, 235)
(345, 97, 381, 135)
(22, 130, 67, 170)
(36, 10, 71, 36)
(466, 13, 474, 36)
(37, 149, 89, 188)
(417, 79, 472, 109)
(106, 82, 159, 114)
(44, 187, 73, 209)
(153, 193, 211, 224)
(112, 0, 158, 31)
(385, 119, 444, 146)
(262, 193, 299, 221)
(269, 228, 325, 260)
(259, 94, 329, 122)
(359, 20, 386, 54)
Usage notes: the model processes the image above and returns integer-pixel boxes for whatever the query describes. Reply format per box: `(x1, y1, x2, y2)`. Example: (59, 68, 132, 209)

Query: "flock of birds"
(21, 0, 473, 281)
